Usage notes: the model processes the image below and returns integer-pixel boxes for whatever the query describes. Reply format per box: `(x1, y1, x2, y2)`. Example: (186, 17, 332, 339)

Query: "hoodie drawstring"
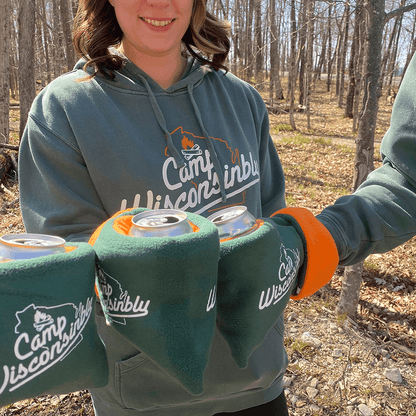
(137, 74, 186, 169)
(187, 83, 227, 204)
(137, 72, 227, 204)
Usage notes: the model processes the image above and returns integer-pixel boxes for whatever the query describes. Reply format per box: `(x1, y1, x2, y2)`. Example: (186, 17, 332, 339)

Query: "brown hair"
(73, 0, 231, 80)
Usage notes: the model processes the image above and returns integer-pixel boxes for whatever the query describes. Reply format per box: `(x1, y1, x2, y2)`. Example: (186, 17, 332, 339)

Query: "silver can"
(0, 233, 66, 262)
(129, 209, 194, 238)
(207, 206, 259, 242)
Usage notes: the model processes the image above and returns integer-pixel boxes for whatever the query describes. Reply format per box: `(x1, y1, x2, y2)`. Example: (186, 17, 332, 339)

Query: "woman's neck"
(119, 44, 187, 90)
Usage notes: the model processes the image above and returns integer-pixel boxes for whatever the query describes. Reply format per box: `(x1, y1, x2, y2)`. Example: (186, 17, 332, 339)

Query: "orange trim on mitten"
(113, 215, 135, 236)
(88, 209, 132, 246)
(64, 246, 77, 253)
(271, 207, 339, 300)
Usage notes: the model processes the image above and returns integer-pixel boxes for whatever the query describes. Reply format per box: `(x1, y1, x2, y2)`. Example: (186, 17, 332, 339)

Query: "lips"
(140, 17, 175, 27)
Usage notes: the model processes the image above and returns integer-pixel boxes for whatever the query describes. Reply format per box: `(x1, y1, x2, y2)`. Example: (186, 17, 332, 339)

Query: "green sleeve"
(317, 53, 416, 265)
(19, 114, 109, 242)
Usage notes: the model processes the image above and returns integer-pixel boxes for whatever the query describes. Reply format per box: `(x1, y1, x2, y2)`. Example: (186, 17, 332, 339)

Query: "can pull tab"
(13, 238, 55, 247)
(138, 215, 180, 227)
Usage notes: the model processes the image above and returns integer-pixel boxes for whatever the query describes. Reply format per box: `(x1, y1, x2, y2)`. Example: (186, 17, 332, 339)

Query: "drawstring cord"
(137, 72, 227, 204)
(187, 84, 227, 204)
(137, 74, 186, 169)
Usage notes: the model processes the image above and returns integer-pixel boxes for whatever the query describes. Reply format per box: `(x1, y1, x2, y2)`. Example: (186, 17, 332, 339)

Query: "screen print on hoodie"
(119, 125, 260, 215)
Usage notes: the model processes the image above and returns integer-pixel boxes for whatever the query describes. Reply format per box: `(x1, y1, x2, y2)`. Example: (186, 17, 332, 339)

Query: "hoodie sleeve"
(316, 53, 416, 265)
(19, 100, 109, 243)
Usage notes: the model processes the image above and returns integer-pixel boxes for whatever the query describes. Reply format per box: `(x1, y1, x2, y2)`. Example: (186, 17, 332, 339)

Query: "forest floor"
(0, 79, 415, 415)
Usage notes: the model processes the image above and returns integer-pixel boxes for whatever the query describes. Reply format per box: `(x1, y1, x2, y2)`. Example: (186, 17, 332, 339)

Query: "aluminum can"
(207, 206, 260, 242)
(0, 233, 66, 262)
(129, 209, 194, 238)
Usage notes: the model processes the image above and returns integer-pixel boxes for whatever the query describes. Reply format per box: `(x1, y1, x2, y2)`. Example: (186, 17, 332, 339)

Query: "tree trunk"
(9, 51, 18, 100)
(0, 0, 11, 144)
(60, 0, 75, 71)
(337, 0, 385, 318)
(338, 3, 349, 108)
(401, 13, 416, 84)
(244, 0, 254, 82)
(345, 1, 361, 119)
(52, 0, 62, 78)
(313, 31, 328, 85)
(18, 0, 36, 138)
(40, 0, 52, 85)
(269, 0, 283, 101)
(288, 0, 297, 129)
(298, 0, 307, 106)
(353, 4, 366, 133)
(326, 1, 333, 92)
(305, 0, 315, 130)
(254, 0, 263, 87)
(386, 14, 403, 95)
(379, 14, 400, 94)
(336, 262, 364, 317)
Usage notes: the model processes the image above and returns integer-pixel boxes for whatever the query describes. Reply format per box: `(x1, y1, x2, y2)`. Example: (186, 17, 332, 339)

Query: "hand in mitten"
(0, 243, 108, 407)
(89, 208, 220, 395)
(270, 207, 339, 300)
(216, 207, 339, 368)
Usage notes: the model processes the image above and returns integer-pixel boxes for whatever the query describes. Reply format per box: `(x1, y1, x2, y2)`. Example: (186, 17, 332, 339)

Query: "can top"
(130, 209, 193, 237)
(132, 210, 187, 229)
(207, 206, 257, 240)
(0, 233, 66, 249)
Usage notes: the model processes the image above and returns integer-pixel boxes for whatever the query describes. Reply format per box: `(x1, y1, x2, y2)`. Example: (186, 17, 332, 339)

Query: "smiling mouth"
(140, 17, 174, 27)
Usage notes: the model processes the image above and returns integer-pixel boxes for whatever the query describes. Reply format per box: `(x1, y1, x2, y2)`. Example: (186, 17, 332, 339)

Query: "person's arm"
(317, 53, 416, 265)
(19, 109, 109, 242)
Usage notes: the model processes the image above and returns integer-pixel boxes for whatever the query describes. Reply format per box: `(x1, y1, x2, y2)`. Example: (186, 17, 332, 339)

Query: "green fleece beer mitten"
(217, 207, 339, 368)
(89, 208, 219, 395)
(216, 218, 304, 368)
(0, 243, 109, 407)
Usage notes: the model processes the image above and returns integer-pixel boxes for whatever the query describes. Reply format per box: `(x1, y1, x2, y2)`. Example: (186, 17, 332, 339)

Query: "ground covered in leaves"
(0, 80, 415, 415)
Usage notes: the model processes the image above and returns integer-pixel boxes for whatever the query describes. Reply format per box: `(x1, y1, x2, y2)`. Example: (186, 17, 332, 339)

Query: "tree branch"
(385, 3, 416, 24)
(0, 143, 19, 151)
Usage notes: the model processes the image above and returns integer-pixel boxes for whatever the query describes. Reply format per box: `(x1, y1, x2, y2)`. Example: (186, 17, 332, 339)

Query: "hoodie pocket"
(115, 352, 197, 411)
(114, 318, 288, 412)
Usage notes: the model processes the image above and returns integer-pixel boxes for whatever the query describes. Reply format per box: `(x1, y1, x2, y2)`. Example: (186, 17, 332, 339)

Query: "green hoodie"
(19, 57, 289, 415)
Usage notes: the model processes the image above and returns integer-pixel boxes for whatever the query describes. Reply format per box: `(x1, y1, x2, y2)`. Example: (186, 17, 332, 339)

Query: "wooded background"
(1, 0, 416, 144)
(1, 0, 416, 316)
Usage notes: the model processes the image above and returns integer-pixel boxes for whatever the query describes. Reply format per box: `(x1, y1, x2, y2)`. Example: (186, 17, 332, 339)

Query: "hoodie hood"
(73, 55, 227, 203)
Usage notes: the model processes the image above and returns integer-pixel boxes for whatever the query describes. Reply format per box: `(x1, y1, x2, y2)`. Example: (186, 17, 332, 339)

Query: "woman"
(18, 0, 416, 414)
(19, 0, 293, 414)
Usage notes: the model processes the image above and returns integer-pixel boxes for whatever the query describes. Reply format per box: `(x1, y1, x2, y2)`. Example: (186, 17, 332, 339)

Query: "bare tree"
(298, 0, 308, 106)
(326, 1, 333, 93)
(336, 3, 349, 108)
(0, 0, 11, 144)
(244, 0, 255, 81)
(288, 0, 297, 129)
(18, 0, 36, 138)
(60, 0, 75, 71)
(345, 0, 362, 119)
(269, 0, 284, 101)
(254, 0, 263, 87)
(304, 0, 315, 129)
